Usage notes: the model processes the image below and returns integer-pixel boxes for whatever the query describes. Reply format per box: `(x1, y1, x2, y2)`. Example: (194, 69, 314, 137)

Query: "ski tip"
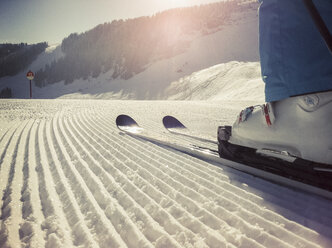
(162, 115, 186, 130)
(116, 114, 143, 133)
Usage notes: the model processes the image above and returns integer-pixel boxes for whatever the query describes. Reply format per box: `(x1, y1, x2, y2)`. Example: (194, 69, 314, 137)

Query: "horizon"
(0, 0, 223, 45)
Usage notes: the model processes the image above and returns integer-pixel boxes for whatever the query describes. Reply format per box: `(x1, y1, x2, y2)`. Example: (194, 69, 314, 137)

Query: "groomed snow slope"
(0, 99, 331, 248)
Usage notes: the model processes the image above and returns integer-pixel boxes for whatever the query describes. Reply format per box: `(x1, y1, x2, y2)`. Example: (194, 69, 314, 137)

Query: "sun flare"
(168, 0, 191, 8)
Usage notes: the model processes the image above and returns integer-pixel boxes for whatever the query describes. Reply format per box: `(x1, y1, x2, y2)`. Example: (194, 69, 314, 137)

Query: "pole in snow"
(26, 70, 34, 99)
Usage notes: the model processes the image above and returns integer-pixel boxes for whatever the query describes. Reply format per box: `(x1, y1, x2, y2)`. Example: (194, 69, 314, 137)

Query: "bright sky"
(0, 0, 221, 45)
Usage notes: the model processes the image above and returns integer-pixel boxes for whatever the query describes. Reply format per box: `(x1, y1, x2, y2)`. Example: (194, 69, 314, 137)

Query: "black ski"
(162, 115, 217, 145)
(116, 114, 332, 200)
(218, 125, 332, 197)
(116, 114, 143, 134)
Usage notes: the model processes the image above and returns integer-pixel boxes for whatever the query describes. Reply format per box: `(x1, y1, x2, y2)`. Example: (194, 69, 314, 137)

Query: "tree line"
(0, 42, 48, 78)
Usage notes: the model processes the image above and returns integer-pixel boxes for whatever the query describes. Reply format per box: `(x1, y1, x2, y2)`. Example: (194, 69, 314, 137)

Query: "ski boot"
(218, 91, 332, 191)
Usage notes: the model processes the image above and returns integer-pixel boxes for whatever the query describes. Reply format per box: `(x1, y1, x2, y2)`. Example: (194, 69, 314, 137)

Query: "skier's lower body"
(219, 0, 332, 165)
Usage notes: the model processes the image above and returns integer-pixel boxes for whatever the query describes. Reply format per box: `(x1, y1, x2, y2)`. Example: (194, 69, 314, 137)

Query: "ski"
(116, 114, 332, 200)
(163, 116, 332, 196)
(162, 115, 217, 145)
(218, 126, 332, 196)
(116, 114, 218, 155)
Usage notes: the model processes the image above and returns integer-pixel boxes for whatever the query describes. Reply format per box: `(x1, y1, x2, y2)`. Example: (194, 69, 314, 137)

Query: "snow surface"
(0, 99, 331, 248)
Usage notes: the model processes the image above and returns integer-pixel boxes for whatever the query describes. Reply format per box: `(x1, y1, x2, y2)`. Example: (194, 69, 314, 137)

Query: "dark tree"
(0, 87, 12, 98)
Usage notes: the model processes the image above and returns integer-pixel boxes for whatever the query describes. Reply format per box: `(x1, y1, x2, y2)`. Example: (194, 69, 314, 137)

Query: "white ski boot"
(222, 91, 332, 165)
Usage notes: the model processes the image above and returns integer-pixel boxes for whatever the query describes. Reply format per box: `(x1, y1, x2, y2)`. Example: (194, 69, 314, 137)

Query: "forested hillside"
(0, 42, 48, 78)
(34, 0, 258, 87)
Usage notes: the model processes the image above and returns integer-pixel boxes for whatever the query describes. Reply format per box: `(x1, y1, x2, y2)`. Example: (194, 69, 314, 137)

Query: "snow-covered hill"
(0, 7, 261, 100)
(165, 62, 264, 101)
(0, 99, 331, 248)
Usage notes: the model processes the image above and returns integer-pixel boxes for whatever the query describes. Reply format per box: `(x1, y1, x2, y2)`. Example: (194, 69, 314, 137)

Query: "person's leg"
(259, 0, 332, 102)
(218, 0, 332, 164)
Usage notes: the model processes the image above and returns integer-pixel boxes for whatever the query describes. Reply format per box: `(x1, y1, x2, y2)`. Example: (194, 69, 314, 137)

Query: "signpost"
(26, 70, 34, 99)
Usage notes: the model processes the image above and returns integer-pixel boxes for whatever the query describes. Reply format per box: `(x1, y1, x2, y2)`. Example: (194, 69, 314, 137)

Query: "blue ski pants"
(259, 0, 332, 102)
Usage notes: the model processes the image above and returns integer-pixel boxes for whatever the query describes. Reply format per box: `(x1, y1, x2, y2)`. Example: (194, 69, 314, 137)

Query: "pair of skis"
(116, 114, 218, 157)
(116, 114, 332, 200)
